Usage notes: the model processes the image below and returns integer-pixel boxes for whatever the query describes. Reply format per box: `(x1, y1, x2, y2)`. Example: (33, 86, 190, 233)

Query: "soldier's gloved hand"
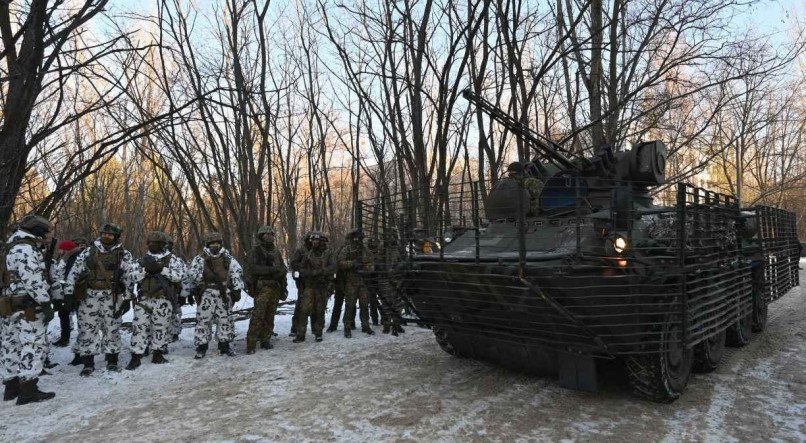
(178, 296, 187, 306)
(39, 303, 55, 324)
(52, 299, 64, 311)
(231, 291, 242, 303)
(144, 260, 164, 274)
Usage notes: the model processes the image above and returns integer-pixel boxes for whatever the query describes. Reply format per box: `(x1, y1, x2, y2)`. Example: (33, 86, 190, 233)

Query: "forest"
(2, 0, 804, 259)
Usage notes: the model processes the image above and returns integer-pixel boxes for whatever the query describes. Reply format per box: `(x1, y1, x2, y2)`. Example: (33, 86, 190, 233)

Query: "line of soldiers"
(1, 215, 406, 406)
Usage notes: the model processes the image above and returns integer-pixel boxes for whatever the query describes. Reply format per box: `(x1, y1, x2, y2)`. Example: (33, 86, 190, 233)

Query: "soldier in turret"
(336, 229, 375, 338)
(245, 226, 287, 354)
(1, 215, 56, 405)
(125, 232, 185, 370)
(293, 231, 334, 343)
(181, 232, 245, 359)
(65, 223, 137, 376)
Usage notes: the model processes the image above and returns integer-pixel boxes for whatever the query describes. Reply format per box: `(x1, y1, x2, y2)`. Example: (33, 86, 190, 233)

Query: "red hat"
(57, 240, 78, 251)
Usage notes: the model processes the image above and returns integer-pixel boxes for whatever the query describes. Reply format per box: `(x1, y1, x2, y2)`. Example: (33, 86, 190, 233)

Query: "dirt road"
(2, 269, 804, 442)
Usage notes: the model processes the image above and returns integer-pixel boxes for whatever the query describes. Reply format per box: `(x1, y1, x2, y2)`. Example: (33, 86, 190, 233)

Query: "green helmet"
(100, 222, 122, 237)
(257, 225, 275, 236)
(346, 229, 364, 241)
(18, 214, 52, 235)
(73, 236, 89, 246)
(203, 232, 223, 245)
(146, 231, 166, 243)
(308, 231, 327, 241)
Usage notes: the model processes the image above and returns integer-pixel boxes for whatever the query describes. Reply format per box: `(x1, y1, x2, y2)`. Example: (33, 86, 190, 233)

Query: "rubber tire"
(625, 321, 694, 403)
(752, 297, 768, 333)
(693, 330, 726, 373)
(726, 311, 753, 347)
(433, 327, 465, 358)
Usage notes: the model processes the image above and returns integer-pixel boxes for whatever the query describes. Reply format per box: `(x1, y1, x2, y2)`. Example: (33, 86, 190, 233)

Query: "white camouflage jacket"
(129, 250, 186, 288)
(181, 247, 244, 298)
(3, 230, 51, 304)
(65, 239, 137, 298)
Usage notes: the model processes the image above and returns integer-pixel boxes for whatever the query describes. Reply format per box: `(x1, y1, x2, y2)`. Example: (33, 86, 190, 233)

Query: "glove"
(178, 296, 187, 306)
(144, 261, 164, 274)
(114, 300, 131, 319)
(231, 290, 242, 303)
(39, 303, 55, 324)
(52, 299, 64, 311)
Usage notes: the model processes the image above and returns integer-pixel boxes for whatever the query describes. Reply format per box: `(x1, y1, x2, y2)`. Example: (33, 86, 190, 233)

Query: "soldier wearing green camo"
(245, 226, 287, 354)
(292, 232, 333, 343)
(336, 229, 374, 338)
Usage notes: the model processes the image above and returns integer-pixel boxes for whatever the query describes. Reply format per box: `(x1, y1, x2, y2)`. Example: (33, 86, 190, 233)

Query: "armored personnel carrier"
(357, 89, 800, 402)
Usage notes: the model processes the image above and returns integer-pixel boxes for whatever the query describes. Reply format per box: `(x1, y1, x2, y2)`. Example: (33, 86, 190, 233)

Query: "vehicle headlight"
(613, 236, 628, 254)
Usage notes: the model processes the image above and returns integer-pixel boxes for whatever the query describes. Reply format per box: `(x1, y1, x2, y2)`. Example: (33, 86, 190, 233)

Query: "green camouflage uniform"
(294, 234, 333, 340)
(336, 234, 373, 334)
(246, 233, 287, 352)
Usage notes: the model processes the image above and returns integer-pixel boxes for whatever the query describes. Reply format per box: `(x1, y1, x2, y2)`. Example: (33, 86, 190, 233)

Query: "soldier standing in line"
(336, 229, 375, 338)
(182, 232, 245, 359)
(125, 232, 185, 370)
(245, 226, 287, 354)
(65, 223, 137, 376)
(165, 234, 187, 342)
(326, 240, 356, 334)
(293, 231, 334, 343)
(289, 232, 311, 337)
(50, 240, 83, 347)
(65, 237, 88, 367)
(378, 236, 406, 336)
(1, 215, 56, 405)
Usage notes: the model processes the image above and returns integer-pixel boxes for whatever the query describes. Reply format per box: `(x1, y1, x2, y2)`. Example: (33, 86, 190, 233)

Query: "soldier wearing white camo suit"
(0, 215, 56, 405)
(181, 232, 245, 359)
(65, 223, 137, 376)
(125, 231, 185, 370)
(166, 234, 187, 342)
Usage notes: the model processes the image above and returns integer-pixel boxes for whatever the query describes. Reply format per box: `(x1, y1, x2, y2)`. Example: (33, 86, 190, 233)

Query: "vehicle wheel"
(726, 310, 753, 347)
(752, 296, 768, 333)
(625, 320, 694, 403)
(693, 330, 726, 373)
(433, 327, 465, 358)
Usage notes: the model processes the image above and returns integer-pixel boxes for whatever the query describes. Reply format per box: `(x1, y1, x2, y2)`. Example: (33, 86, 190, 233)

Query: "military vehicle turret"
(358, 89, 800, 402)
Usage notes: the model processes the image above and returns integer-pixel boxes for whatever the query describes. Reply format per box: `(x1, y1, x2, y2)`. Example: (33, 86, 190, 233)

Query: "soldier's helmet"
(345, 228, 364, 241)
(165, 233, 175, 245)
(506, 161, 523, 176)
(146, 231, 166, 244)
(100, 222, 123, 237)
(73, 236, 89, 246)
(203, 232, 223, 245)
(18, 214, 52, 237)
(257, 225, 275, 237)
(309, 231, 328, 242)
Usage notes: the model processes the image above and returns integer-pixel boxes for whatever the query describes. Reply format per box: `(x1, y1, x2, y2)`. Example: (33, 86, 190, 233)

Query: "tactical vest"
(203, 255, 230, 285)
(86, 246, 124, 290)
(140, 255, 172, 298)
(0, 237, 42, 292)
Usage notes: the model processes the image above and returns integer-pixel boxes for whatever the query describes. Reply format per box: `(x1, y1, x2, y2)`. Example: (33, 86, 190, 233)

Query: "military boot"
(326, 324, 337, 333)
(54, 331, 70, 347)
(15, 378, 55, 405)
(382, 325, 390, 334)
(69, 352, 82, 366)
(194, 344, 208, 359)
(3, 377, 20, 401)
(315, 335, 323, 342)
(394, 325, 405, 334)
(106, 353, 120, 372)
(79, 355, 95, 376)
(246, 348, 256, 355)
(143, 346, 151, 356)
(260, 341, 273, 350)
(125, 354, 142, 371)
(219, 342, 236, 357)
(344, 329, 352, 338)
(362, 326, 375, 335)
(152, 350, 168, 364)
(292, 335, 305, 343)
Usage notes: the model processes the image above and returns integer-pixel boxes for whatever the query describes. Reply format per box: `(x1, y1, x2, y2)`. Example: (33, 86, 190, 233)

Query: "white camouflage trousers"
(194, 289, 233, 346)
(173, 309, 182, 336)
(1, 312, 47, 381)
(130, 298, 173, 354)
(76, 289, 123, 356)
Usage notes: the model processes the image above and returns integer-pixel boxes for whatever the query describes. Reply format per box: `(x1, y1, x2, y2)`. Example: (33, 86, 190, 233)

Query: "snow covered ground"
(2, 268, 805, 442)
